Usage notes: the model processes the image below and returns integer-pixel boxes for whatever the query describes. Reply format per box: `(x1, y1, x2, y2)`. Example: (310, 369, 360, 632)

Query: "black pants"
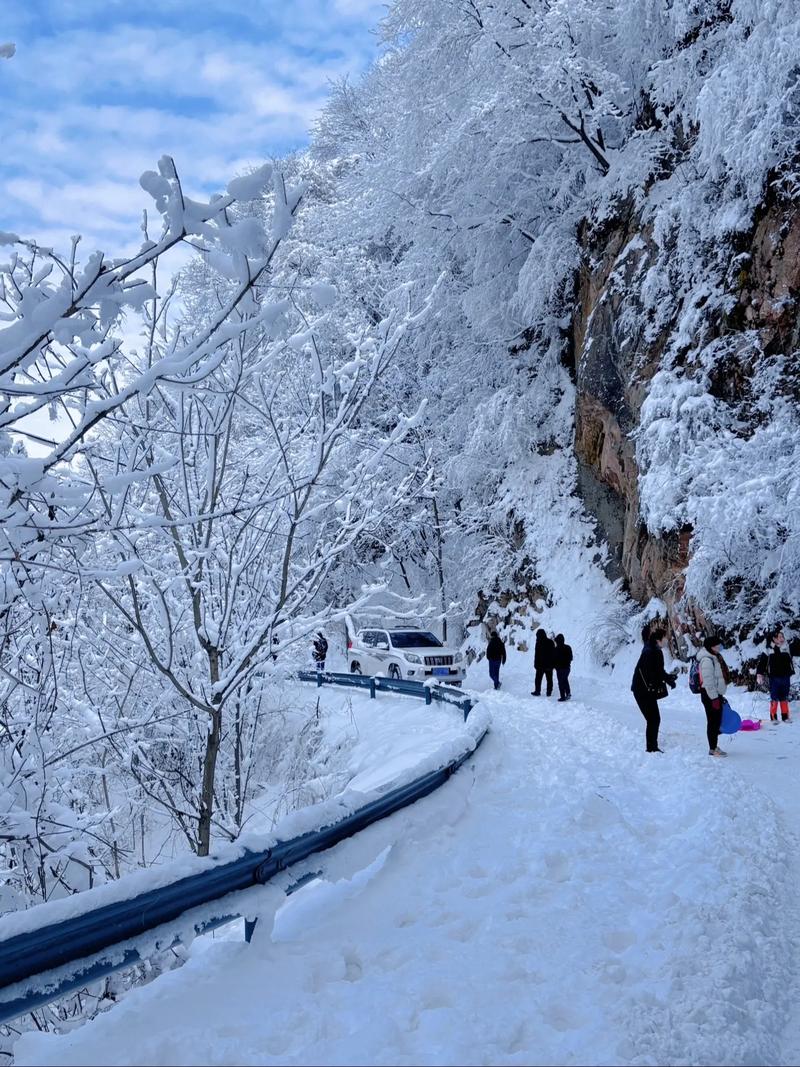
(633, 691, 660, 751)
(534, 667, 553, 695)
(556, 668, 571, 699)
(701, 689, 722, 751)
(488, 658, 502, 690)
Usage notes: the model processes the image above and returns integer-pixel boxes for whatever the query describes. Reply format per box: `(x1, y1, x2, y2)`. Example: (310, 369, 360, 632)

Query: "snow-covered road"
(15, 657, 800, 1067)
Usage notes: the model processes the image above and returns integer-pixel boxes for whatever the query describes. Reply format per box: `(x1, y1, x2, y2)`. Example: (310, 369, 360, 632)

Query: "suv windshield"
(389, 631, 443, 649)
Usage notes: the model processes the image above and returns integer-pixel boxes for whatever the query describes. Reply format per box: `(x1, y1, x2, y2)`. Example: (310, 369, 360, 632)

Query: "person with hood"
(697, 635, 731, 756)
(486, 630, 506, 690)
(553, 634, 573, 701)
(631, 628, 676, 752)
(531, 628, 555, 696)
(312, 631, 329, 672)
(756, 630, 794, 723)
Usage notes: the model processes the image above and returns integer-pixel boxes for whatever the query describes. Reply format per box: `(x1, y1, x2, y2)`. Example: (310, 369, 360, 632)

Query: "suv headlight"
(453, 652, 464, 663)
(405, 653, 421, 664)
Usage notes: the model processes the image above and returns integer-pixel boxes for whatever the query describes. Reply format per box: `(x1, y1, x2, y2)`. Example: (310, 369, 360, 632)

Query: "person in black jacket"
(553, 634, 573, 701)
(486, 630, 506, 690)
(631, 628, 676, 752)
(312, 631, 329, 672)
(757, 630, 794, 723)
(531, 628, 555, 696)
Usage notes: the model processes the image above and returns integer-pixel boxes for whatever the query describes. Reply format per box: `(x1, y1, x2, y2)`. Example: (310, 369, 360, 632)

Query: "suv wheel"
(350, 661, 362, 675)
(388, 664, 402, 680)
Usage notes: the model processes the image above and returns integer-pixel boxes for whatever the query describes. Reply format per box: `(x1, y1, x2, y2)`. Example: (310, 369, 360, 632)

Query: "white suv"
(348, 628, 466, 685)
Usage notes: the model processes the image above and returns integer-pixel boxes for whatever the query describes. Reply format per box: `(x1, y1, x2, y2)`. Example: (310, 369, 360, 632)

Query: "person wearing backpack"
(697, 636, 731, 756)
(631, 628, 676, 752)
(756, 630, 794, 723)
(531, 628, 555, 696)
(486, 630, 506, 690)
(553, 634, 573, 701)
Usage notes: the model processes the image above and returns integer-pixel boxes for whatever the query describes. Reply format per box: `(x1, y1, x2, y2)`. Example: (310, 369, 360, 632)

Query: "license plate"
(433, 667, 450, 676)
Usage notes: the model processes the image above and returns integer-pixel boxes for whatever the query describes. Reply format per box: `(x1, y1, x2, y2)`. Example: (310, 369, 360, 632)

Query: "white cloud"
(2, 4, 383, 254)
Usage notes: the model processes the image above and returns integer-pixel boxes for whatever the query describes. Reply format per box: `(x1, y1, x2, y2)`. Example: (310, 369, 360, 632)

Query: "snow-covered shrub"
(584, 601, 636, 667)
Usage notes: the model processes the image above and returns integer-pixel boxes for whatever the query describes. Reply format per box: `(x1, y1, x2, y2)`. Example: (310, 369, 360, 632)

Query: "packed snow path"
(17, 668, 800, 1067)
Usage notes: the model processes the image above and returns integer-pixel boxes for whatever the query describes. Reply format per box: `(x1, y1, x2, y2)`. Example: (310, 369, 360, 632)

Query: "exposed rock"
(571, 189, 800, 636)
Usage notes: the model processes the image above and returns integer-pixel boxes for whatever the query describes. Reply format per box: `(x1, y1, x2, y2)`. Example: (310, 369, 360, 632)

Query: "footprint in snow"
(448, 918, 481, 942)
(544, 1001, 586, 1032)
(467, 865, 488, 879)
(463, 882, 492, 898)
(604, 929, 637, 952)
(343, 952, 363, 982)
(428, 910, 458, 926)
(544, 851, 572, 881)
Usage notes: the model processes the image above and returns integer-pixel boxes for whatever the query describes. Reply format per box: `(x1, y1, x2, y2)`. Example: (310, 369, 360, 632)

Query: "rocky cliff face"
(569, 190, 800, 629)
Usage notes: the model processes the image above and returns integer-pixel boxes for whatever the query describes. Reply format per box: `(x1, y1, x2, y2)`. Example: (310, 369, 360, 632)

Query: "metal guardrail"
(298, 669, 475, 720)
(0, 680, 485, 1025)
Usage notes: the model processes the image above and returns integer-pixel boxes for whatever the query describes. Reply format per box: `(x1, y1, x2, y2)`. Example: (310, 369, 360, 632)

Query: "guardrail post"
(425, 687, 432, 706)
(461, 699, 472, 721)
(369, 678, 376, 699)
(316, 671, 323, 688)
(244, 918, 258, 943)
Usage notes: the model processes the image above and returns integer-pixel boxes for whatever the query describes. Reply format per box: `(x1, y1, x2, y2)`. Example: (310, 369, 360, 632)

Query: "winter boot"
(709, 747, 728, 757)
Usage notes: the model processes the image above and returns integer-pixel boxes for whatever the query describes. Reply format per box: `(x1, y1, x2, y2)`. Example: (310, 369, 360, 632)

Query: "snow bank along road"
(16, 675, 799, 1067)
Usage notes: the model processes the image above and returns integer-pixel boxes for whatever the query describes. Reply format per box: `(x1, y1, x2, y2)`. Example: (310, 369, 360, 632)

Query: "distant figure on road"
(312, 631, 329, 672)
(531, 628, 555, 697)
(486, 630, 506, 691)
(553, 634, 573, 702)
(698, 635, 731, 756)
(757, 630, 794, 723)
(631, 627, 676, 752)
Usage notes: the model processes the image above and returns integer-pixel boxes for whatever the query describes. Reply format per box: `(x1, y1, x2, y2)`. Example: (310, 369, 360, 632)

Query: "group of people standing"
(485, 628, 574, 700)
(532, 629, 573, 701)
(632, 626, 794, 757)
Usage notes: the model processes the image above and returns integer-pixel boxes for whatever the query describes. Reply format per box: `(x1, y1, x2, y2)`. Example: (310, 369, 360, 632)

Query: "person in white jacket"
(697, 635, 731, 757)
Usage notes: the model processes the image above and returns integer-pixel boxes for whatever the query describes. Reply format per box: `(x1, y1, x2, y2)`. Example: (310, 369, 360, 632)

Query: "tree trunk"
(197, 648, 222, 857)
(233, 697, 244, 830)
(431, 496, 447, 642)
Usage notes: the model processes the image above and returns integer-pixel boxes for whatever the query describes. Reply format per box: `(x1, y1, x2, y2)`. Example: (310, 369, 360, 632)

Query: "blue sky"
(1, 0, 386, 251)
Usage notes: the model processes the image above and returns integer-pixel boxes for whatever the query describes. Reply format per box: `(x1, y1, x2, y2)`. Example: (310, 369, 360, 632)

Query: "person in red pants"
(757, 630, 794, 722)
